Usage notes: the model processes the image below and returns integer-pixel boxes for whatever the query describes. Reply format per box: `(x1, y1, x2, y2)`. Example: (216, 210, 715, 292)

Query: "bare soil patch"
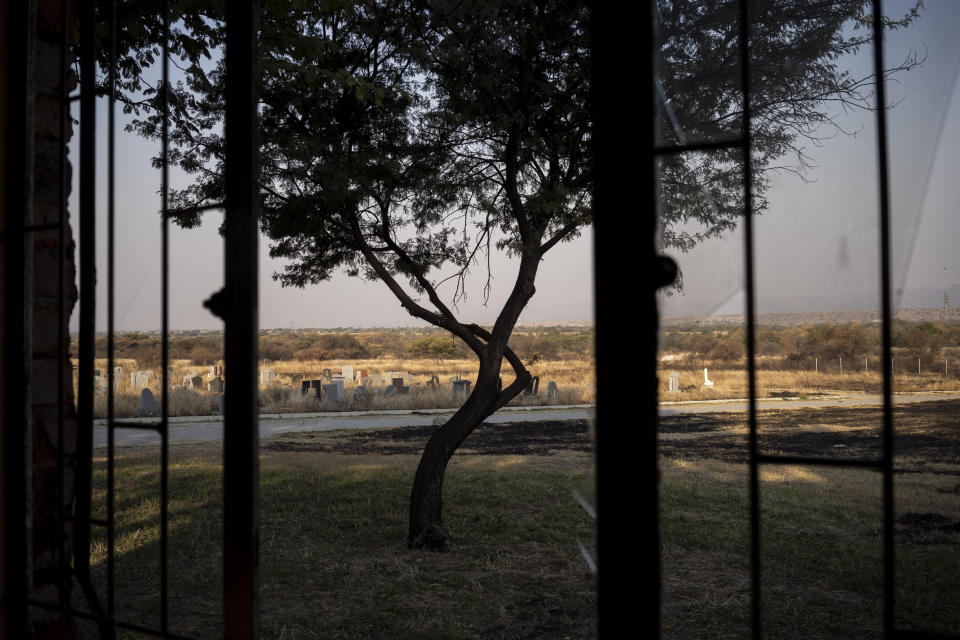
(264, 419, 592, 456)
(264, 399, 960, 466)
(658, 399, 960, 470)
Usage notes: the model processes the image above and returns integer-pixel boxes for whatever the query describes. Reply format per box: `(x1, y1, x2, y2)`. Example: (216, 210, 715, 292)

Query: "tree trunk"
(408, 368, 502, 550)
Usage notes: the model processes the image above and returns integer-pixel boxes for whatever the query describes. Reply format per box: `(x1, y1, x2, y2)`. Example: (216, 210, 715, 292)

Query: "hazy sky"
(74, 0, 959, 331)
(659, 0, 960, 318)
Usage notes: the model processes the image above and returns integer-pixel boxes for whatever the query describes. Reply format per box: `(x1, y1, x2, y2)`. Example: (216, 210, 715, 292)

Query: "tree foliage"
(654, 0, 921, 262)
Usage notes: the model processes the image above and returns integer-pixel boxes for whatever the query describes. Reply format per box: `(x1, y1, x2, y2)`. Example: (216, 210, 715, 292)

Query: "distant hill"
(662, 306, 960, 328)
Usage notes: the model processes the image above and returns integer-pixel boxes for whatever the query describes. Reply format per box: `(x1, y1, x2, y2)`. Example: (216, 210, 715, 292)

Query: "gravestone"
(358, 369, 369, 380)
(322, 382, 345, 405)
(183, 374, 194, 387)
(138, 388, 161, 417)
(94, 376, 107, 395)
(322, 368, 332, 379)
(208, 377, 224, 393)
(216, 393, 225, 415)
(131, 371, 153, 390)
(360, 376, 372, 387)
(342, 365, 354, 381)
(386, 371, 409, 385)
(668, 371, 680, 393)
(703, 368, 714, 389)
(353, 386, 370, 402)
(546, 381, 559, 398)
(392, 377, 405, 392)
(289, 373, 304, 386)
(114, 366, 123, 376)
(93, 369, 101, 377)
(260, 368, 275, 385)
(190, 375, 203, 390)
(452, 380, 471, 398)
(523, 376, 540, 397)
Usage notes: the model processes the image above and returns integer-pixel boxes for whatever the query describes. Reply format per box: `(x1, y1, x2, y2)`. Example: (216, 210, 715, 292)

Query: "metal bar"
(736, 0, 761, 636)
(160, 1, 171, 632)
(107, 0, 117, 630)
(222, 3, 262, 637)
(756, 454, 885, 470)
(872, 2, 897, 637)
(653, 137, 748, 156)
(1, 1, 32, 634)
(57, 0, 68, 609)
(75, 3, 107, 630)
(592, 2, 660, 635)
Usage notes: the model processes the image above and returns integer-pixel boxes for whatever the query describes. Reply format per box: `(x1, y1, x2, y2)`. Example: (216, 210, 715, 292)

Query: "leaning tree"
(106, 0, 919, 548)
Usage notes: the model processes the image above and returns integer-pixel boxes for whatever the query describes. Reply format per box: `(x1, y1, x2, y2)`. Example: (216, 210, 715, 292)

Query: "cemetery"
(75, 319, 960, 418)
(76, 330, 594, 418)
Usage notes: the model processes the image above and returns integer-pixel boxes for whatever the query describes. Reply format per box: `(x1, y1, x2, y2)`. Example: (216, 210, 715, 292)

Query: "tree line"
(660, 320, 960, 370)
(94, 326, 595, 367)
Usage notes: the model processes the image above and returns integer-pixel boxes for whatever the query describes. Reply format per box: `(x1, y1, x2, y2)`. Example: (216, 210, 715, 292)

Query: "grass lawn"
(79, 402, 959, 638)
(659, 401, 960, 639)
(86, 426, 598, 639)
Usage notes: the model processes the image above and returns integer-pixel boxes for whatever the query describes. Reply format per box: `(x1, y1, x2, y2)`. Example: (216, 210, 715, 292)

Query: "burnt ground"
(263, 419, 592, 456)
(657, 399, 960, 471)
(263, 399, 960, 472)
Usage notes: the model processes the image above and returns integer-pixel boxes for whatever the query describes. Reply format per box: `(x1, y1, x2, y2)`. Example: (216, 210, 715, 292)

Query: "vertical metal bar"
(1, 1, 31, 635)
(223, 3, 261, 637)
(737, 0, 761, 635)
(592, 1, 659, 635)
(74, 1, 104, 624)
(57, 0, 68, 609)
(160, 0, 170, 633)
(107, 0, 117, 628)
(872, 1, 897, 636)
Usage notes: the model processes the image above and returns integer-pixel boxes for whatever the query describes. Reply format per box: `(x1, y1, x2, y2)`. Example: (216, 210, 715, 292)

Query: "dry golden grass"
(79, 356, 596, 418)
(658, 366, 960, 401)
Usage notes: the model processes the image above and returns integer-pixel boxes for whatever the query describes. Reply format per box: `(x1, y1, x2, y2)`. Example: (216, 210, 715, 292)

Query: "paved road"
(95, 392, 960, 448)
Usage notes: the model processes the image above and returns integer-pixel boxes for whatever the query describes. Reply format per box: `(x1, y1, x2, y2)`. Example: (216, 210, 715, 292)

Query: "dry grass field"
(82, 355, 596, 418)
(658, 367, 960, 402)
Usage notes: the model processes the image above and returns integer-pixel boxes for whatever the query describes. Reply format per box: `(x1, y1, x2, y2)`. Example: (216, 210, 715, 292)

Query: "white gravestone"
(703, 368, 714, 388)
(668, 371, 680, 393)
